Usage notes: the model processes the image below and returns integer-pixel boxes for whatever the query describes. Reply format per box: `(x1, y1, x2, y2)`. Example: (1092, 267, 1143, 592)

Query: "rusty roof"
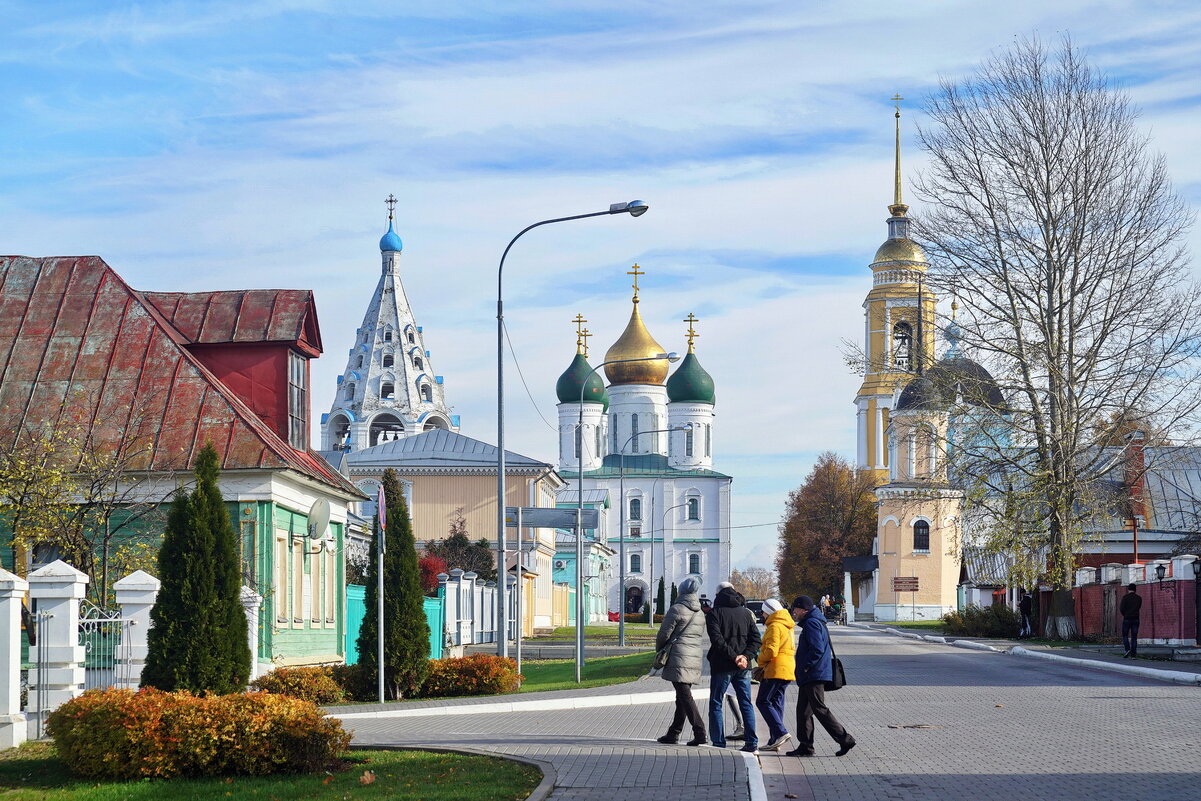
(0, 256, 358, 498)
(141, 289, 322, 356)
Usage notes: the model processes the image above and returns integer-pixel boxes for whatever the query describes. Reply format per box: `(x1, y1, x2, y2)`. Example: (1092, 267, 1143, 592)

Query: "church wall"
(873, 494, 961, 621)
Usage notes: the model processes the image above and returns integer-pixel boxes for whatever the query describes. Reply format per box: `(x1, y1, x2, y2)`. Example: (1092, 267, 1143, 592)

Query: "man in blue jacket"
(785, 595, 855, 757)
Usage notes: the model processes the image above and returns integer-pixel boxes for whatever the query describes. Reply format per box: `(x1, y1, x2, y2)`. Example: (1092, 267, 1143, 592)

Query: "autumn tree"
(424, 507, 496, 581)
(729, 567, 778, 600)
(776, 452, 877, 602)
(915, 37, 1199, 636)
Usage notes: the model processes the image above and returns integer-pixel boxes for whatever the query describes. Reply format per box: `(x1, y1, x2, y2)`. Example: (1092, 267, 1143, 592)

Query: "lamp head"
(1192, 558, 1201, 578)
(655, 351, 681, 363)
(1155, 562, 1167, 581)
(610, 199, 650, 217)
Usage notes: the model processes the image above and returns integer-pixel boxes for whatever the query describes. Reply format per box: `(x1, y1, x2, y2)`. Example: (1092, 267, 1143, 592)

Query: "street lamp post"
(496, 200, 648, 658)
(616, 425, 690, 647)
(576, 353, 678, 681)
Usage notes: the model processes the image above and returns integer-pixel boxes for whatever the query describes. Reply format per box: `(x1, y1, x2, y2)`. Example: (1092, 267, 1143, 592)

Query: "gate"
(79, 602, 132, 692)
(23, 611, 52, 740)
(1102, 584, 1119, 637)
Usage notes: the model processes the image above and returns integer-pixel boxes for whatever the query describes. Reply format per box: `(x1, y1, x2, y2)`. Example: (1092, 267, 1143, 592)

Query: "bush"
(329, 662, 372, 701)
(420, 655, 523, 698)
(250, 666, 345, 705)
(941, 604, 1022, 638)
(47, 688, 351, 779)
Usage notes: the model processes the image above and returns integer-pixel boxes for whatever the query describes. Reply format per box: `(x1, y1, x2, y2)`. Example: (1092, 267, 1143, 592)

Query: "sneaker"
(785, 747, 816, 757)
(1123, 650, 1132, 658)
(686, 736, 708, 747)
(740, 744, 759, 755)
(656, 735, 679, 745)
(835, 740, 856, 757)
(761, 733, 792, 752)
(728, 729, 745, 741)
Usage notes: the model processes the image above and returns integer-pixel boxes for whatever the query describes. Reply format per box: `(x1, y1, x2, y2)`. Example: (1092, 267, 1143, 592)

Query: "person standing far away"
(706, 584, 761, 753)
(1120, 583, 1143, 658)
(755, 598, 795, 752)
(1018, 592, 1034, 639)
(654, 577, 708, 746)
(786, 595, 856, 758)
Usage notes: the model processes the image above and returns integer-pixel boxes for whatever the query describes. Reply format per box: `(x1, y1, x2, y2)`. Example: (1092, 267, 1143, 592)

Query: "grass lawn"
(519, 651, 655, 693)
(547, 625, 657, 638)
(0, 743, 540, 801)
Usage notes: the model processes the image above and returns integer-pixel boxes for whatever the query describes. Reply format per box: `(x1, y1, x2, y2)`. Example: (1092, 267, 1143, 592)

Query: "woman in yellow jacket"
(755, 598, 795, 752)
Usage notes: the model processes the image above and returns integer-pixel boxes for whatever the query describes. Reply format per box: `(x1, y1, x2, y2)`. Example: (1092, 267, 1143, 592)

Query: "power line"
(502, 320, 558, 432)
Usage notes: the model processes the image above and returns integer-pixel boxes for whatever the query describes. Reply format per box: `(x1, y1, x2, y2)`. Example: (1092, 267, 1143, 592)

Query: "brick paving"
(337, 626, 1201, 801)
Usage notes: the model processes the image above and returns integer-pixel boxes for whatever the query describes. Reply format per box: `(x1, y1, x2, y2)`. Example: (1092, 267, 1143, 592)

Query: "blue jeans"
(755, 678, 790, 742)
(709, 670, 756, 748)
(1122, 617, 1140, 655)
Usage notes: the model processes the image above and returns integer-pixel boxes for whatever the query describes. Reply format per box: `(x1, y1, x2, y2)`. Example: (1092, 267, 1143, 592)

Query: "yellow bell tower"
(855, 96, 937, 484)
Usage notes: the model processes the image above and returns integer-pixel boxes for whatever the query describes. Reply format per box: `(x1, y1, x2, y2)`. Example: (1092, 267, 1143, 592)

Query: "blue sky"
(3, 1, 1200, 569)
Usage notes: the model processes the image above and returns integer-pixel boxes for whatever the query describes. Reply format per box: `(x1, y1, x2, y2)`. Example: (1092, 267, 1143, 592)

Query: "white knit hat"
(718, 581, 734, 589)
(762, 598, 785, 615)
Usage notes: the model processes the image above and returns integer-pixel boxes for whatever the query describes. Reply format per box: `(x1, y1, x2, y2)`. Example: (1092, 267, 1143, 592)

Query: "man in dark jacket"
(706, 585, 761, 752)
(1120, 583, 1142, 658)
(1018, 592, 1033, 638)
(786, 595, 855, 758)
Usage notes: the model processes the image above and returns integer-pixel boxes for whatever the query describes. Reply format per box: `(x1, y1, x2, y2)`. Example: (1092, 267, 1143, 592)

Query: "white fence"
(438, 569, 502, 647)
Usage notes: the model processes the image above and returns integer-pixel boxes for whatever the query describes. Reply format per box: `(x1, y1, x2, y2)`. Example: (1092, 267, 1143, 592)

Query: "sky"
(2, 1, 1199, 570)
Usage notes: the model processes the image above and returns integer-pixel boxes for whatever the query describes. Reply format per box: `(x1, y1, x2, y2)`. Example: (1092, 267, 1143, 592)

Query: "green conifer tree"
(655, 577, 666, 616)
(142, 443, 250, 693)
(356, 468, 430, 699)
(670, 582, 678, 606)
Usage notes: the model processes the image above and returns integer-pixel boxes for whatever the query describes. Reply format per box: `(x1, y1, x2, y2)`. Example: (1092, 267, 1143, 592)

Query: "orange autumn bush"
(420, 654, 523, 698)
(250, 665, 346, 704)
(47, 688, 351, 779)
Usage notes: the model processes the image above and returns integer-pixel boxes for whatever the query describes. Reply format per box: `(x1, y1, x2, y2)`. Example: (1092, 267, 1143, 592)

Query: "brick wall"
(1074, 579, 1197, 644)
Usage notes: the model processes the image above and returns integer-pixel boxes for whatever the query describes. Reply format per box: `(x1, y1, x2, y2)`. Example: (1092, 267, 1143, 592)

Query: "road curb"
(741, 751, 768, 801)
(1008, 646, 1201, 686)
(336, 686, 712, 720)
(349, 743, 558, 801)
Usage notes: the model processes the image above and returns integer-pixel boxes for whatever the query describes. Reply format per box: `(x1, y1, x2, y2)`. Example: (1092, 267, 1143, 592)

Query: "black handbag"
(823, 621, 846, 691)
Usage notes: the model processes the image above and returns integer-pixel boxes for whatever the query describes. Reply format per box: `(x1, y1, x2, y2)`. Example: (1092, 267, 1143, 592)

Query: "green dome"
(556, 353, 606, 405)
(666, 352, 715, 404)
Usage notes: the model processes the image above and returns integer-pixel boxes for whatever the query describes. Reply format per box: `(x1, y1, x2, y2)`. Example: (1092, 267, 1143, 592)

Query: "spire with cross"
(684, 313, 700, 353)
(889, 94, 909, 217)
(627, 263, 644, 303)
(573, 313, 588, 355)
(385, 193, 397, 222)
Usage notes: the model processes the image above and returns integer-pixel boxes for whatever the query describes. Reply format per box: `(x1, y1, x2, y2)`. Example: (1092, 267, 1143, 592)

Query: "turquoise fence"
(345, 585, 443, 664)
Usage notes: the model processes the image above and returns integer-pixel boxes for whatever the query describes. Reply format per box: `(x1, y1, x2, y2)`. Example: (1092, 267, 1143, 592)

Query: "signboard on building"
(892, 576, 920, 592)
(504, 507, 598, 529)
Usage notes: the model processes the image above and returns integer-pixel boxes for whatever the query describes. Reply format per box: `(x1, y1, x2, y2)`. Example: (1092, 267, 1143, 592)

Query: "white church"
(554, 268, 733, 613)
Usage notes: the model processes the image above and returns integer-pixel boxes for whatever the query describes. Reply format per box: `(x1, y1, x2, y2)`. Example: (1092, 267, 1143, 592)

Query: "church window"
(356, 355, 364, 368)
(420, 384, 433, 403)
(369, 413, 404, 445)
(344, 382, 356, 399)
(287, 352, 308, 449)
(629, 498, 641, 521)
(574, 425, 581, 459)
(613, 425, 619, 454)
(330, 415, 351, 449)
(687, 498, 700, 520)
(384, 331, 393, 342)
(630, 553, 642, 573)
(414, 357, 423, 370)
(705, 424, 711, 457)
(685, 428, 694, 457)
(893, 321, 913, 369)
(381, 382, 395, 399)
(631, 414, 640, 453)
(595, 425, 601, 457)
(913, 520, 931, 552)
(407, 331, 416, 344)
(688, 553, 701, 574)
(382, 353, 394, 367)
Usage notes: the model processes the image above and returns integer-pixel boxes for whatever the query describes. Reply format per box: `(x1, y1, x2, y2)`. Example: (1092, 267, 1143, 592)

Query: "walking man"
(1018, 592, 1033, 638)
(786, 595, 855, 758)
(1120, 583, 1142, 658)
(706, 584, 761, 753)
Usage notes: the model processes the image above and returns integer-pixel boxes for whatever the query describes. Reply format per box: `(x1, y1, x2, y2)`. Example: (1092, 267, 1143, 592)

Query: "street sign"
(504, 507, 599, 529)
(892, 576, 920, 592)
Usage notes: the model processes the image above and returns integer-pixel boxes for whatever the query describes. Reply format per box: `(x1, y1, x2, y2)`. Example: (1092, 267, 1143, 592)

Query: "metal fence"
(78, 602, 132, 692)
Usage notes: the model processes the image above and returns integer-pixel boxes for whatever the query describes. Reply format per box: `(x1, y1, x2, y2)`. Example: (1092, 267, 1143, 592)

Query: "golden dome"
(604, 302, 670, 385)
(872, 238, 927, 265)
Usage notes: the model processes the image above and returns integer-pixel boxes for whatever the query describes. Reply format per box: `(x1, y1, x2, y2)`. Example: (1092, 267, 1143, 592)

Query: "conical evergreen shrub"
(142, 443, 250, 693)
(356, 468, 430, 699)
(655, 577, 666, 615)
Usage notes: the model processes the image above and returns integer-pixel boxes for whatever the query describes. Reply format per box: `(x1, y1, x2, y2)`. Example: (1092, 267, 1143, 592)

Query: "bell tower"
(855, 96, 937, 484)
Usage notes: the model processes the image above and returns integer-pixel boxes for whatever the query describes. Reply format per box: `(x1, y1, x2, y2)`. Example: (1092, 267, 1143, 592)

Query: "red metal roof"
(141, 289, 322, 357)
(0, 256, 358, 497)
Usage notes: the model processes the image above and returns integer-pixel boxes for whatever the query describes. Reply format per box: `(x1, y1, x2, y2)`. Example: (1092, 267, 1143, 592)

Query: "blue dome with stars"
(379, 221, 403, 252)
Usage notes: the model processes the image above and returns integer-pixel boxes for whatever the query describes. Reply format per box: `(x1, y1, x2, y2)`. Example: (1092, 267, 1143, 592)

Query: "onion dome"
(556, 353, 606, 405)
(896, 375, 944, 412)
(604, 300, 669, 386)
(379, 221, 403, 253)
(926, 357, 1006, 410)
(872, 237, 926, 265)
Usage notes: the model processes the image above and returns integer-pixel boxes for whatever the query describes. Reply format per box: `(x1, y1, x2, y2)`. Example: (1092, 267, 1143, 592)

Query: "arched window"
(595, 425, 601, 457)
(629, 498, 641, 521)
(685, 428, 694, 457)
(384, 330, 393, 342)
(407, 331, 416, 344)
(631, 414, 640, 453)
(687, 498, 700, 520)
(382, 353, 394, 367)
(420, 384, 433, 403)
(356, 355, 364, 368)
(630, 553, 642, 573)
(344, 382, 356, 399)
(330, 415, 351, 449)
(688, 553, 701, 574)
(705, 425, 711, 457)
(415, 357, 424, 370)
(423, 417, 449, 431)
(913, 520, 931, 552)
(369, 413, 404, 446)
(915, 426, 936, 477)
(893, 321, 913, 369)
(381, 382, 395, 399)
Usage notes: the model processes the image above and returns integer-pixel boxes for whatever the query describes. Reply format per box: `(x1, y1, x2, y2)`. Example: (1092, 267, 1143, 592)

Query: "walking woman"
(655, 577, 708, 746)
(756, 598, 795, 751)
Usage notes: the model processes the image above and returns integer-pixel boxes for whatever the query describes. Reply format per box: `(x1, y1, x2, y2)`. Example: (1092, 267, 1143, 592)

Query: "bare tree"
(729, 567, 778, 600)
(915, 36, 1198, 636)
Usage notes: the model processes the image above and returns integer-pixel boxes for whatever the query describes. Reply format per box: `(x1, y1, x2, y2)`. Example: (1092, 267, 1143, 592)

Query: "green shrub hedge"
(420, 654, 523, 697)
(250, 665, 346, 704)
(47, 688, 351, 779)
(941, 603, 1021, 638)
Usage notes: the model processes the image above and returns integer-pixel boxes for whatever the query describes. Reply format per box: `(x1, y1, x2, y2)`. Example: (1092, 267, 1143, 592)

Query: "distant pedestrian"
(707, 584, 761, 753)
(654, 577, 708, 746)
(1120, 583, 1142, 658)
(1018, 592, 1033, 638)
(755, 598, 795, 752)
(786, 596, 855, 758)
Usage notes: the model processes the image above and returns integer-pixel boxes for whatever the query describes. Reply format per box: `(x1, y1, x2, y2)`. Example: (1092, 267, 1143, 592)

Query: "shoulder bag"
(822, 620, 846, 691)
(654, 609, 698, 670)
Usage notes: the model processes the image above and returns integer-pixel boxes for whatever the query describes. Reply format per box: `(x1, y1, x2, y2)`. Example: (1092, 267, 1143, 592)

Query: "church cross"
(573, 314, 588, 354)
(385, 194, 397, 221)
(891, 93, 904, 114)
(581, 328, 592, 358)
(627, 263, 644, 301)
(684, 313, 699, 352)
